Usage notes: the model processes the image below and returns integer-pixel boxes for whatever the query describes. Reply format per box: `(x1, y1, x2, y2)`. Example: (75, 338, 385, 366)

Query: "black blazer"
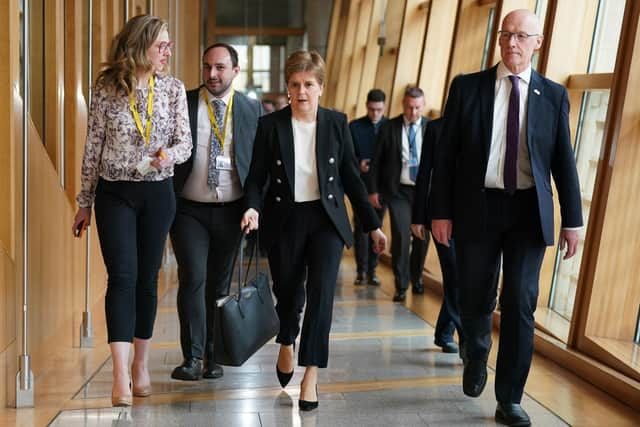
(430, 65, 583, 246)
(173, 87, 262, 194)
(369, 114, 430, 197)
(244, 106, 381, 251)
(411, 118, 443, 227)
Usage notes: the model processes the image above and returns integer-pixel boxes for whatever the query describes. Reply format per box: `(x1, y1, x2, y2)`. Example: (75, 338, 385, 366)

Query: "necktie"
(504, 75, 520, 194)
(408, 122, 418, 182)
(208, 99, 226, 188)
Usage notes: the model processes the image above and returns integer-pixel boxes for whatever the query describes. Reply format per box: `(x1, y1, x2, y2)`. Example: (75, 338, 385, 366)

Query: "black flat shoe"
(171, 358, 202, 381)
(495, 402, 531, 426)
(202, 363, 224, 379)
(276, 344, 295, 388)
(392, 290, 406, 302)
(463, 359, 487, 397)
(299, 385, 318, 411)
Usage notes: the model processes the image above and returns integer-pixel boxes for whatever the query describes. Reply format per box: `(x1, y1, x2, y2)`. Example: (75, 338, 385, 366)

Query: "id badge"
(215, 155, 233, 170)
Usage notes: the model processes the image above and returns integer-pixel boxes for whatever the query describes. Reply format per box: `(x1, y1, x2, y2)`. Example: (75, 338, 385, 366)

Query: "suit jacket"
(430, 65, 583, 246)
(369, 114, 430, 197)
(244, 106, 381, 251)
(412, 118, 443, 227)
(172, 87, 262, 195)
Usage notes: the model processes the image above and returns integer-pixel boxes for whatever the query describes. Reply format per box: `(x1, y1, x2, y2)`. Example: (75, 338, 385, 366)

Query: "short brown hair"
(284, 50, 326, 85)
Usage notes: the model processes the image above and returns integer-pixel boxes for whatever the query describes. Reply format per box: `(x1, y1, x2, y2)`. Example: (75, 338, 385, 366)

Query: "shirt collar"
(497, 62, 532, 85)
(402, 116, 421, 127)
(202, 87, 233, 105)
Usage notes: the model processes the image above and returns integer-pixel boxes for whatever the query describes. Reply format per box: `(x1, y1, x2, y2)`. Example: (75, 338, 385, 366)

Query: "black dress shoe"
(354, 272, 365, 286)
(367, 272, 380, 286)
(434, 339, 459, 354)
(170, 358, 202, 381)
(392, 290, 406, 302)
(462, 359, 487, 397)
(299, 385, 318, 411)
(495, 402, 531, 426)
(412, 282, 424, 294)
(202, 363, 224, 379)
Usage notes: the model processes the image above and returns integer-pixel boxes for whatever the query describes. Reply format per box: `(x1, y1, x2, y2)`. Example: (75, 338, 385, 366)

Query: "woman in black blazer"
(241, 50, 386, 410)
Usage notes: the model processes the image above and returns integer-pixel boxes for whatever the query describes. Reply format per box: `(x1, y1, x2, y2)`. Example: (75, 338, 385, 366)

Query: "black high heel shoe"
(298, 384, 318, 411)
(276, 343, 295, 388)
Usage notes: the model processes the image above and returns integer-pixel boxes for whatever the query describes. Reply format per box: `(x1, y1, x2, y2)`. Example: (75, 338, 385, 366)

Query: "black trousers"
(169, 197, 244, 361)
(94, 178, 176, 343)
(268, 201, 344, 368)
(456, 188, 546, 404)
(386, 185, 429, 291)
(434, 239, 463, 344)
(352, 205, 386, 274)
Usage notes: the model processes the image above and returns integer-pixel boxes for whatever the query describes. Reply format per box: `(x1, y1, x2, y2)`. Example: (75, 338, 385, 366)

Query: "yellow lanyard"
(203, 88, 234, 151)
(129, 75, 155, 146)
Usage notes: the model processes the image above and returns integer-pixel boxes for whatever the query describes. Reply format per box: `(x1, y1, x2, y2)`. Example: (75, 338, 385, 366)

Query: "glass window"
(480, 7, 495, 70)
(532, 0, 550, 70)
(588, 0, 626, 73)
(549, 90, 609, 319)
(29, 0, 46, 144)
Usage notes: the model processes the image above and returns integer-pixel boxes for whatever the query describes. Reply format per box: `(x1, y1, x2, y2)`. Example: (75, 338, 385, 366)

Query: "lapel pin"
(533, 89, 541, 95)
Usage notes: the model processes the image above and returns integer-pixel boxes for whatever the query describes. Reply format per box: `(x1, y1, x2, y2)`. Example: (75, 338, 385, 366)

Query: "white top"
(292, 118, 321, 202)
(485, 62, 534, 190)
(181, 89, 243, 203)
(400, 116, 423, 186)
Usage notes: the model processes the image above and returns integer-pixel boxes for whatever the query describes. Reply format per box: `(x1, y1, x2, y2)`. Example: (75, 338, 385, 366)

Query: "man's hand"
(369, 193, 382, 209)
(359, 159, 371, 173)
(370, 228, 387, 253)
(431, 219, 452, 247)
(411, 224, 426, 240)
(240, 208, 259, 233)
(559, 229, 579, 260)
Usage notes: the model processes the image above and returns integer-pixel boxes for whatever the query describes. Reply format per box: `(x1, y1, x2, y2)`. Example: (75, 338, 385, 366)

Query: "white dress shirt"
(181, 89, 243, 203)
(485, 62, 534, 190)
(292, 118, 321, 202)
(400, 116, 423, 186)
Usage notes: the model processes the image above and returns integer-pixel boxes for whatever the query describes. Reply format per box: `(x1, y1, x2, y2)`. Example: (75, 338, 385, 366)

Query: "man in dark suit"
(411, 118, 462, 354)
(349, 89, 388, 286)
(431, 10, 582, 426)
(170, 43, 262, 381)
(370, 86, 430, 302)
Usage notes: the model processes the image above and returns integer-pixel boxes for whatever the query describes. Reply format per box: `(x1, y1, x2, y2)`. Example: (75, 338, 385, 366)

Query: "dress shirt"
(485, 62, 534, 190)
(292, 118, 321, 202)
(400, 116, 423, 186)
(181, 89, 243, 203)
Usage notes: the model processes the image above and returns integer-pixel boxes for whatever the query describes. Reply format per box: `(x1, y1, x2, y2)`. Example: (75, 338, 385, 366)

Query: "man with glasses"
(431, 9, 582, 426)
(170, 43, 262, 381)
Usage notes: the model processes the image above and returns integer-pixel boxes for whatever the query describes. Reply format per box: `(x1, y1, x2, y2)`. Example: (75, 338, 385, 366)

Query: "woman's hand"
(72, 207, 92, 238)
(150, 147, 169, 171)
(370, 228, 387, 254)
(240, 208, 260, 234)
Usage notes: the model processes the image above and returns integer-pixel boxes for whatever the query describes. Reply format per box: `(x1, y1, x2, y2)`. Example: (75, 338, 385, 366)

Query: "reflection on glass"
(549, 91, 610, 319)
(588, 0, 626, 73)
(29, 0, 45, 144)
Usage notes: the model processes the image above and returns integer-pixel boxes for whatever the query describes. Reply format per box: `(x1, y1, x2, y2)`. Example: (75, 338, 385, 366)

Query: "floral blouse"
(76, 74, 192, 208)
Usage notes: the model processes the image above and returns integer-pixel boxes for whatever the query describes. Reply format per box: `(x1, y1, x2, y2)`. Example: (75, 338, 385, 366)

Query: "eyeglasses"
(157, 41, 175, 54)
(498, 31, 539, 43)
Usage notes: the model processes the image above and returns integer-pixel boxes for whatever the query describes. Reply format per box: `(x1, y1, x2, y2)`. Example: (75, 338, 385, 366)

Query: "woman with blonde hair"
(72, 14, 192, 406)
(241, 50, 386, 410)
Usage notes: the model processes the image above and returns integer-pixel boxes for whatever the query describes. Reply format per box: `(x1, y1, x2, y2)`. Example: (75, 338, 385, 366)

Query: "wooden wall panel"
(387, 0, 430, 117)
(173, 0, 201, 88)
(417, 0, 458, 117)
(374, 0, 407, 116)
(446, 0, 494, 90)
(343, 0, 374, 119)
(324, 0, 349, 108)
(324, 0, 343, 98)
(354, 0, 386, 118)
(333, 0, 360, 113)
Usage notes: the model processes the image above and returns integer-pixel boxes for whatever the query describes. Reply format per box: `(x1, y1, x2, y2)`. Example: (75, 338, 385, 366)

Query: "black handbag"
(212, 232, 280, 366)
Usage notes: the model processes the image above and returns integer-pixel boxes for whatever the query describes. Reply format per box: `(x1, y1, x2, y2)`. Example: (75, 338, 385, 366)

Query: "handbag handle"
(232, 229, 261, 299)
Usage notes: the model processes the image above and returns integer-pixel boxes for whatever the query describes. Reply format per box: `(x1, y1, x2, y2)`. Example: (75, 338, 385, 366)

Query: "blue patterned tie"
(504, 75, 520, 194)
(408, 122, 418, 182)
(208, 99, 226, 189)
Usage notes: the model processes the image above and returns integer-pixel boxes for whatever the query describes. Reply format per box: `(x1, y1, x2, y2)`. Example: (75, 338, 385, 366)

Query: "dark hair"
(404, 86, 424, 99)
(262, 99, 276, 107)
(284, 50, 326, 85)
(203, 43, 239, 68)
(366, 89, 386, 103)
